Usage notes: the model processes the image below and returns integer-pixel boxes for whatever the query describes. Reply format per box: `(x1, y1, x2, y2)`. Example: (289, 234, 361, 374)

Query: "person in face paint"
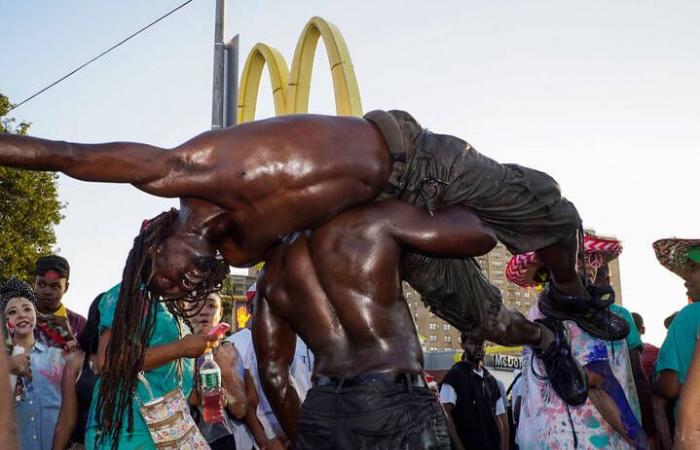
(33, 255, 86, 349)
(2, 278, 67, 450)
(440, 334, 504, 450)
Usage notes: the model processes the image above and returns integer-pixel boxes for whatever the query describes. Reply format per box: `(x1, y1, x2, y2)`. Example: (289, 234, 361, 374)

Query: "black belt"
(314, 372, 427, 389)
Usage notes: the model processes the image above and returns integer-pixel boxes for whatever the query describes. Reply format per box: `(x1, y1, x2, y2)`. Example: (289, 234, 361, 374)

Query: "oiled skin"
(0, 113, 581, 298)
(0, 115, 390, 267)
(252, 200, 497, 442)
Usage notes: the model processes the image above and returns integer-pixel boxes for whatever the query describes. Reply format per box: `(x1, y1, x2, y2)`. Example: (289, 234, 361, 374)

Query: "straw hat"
(653, 238, 700, 279)
(506, 235, 623, 288)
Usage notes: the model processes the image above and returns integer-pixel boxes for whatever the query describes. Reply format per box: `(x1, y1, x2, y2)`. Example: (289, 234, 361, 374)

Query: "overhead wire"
(7, 0, 195, 114)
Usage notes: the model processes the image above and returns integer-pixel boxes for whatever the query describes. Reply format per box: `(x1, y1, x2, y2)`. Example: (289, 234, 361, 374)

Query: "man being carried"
(0, 110, 627, 340)
(252, 200, 586, 449)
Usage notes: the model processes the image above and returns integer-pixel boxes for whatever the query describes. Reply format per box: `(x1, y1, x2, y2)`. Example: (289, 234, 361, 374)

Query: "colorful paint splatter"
(515, 304, 643, 450)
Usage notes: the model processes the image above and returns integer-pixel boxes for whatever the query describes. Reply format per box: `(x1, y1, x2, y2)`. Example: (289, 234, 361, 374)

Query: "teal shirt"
(656, 302, 700, 384)
(86, 284, 194, 449)
(610, 304, 643, 351)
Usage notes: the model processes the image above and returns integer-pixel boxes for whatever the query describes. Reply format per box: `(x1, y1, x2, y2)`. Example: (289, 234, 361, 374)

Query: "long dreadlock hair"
(95, 209, 230, 450)
(95, 210, 177, 450)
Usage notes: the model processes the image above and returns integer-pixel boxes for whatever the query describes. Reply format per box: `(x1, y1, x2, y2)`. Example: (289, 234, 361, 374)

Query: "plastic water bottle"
(199, 350, 224, 424)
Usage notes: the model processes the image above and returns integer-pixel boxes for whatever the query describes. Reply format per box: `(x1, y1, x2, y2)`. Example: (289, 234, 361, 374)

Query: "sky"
(2, 0, 699, 346)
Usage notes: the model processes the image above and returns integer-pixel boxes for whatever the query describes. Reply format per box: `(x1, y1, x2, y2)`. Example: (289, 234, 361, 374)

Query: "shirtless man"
(252, 200, 586, 449)
(0, 110, 627, 339)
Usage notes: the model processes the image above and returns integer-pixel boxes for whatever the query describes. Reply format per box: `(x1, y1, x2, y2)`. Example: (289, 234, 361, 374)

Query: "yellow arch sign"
(237, 16, 362, 123)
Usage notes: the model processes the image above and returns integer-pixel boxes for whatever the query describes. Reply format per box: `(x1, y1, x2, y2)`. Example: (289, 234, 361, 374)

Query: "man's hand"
(179, 334, 220, 358)
(8, 354, 31, 379)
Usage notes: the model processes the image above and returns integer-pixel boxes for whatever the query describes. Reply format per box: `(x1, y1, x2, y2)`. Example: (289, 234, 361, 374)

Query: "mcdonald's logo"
(238, 16, 362, 123)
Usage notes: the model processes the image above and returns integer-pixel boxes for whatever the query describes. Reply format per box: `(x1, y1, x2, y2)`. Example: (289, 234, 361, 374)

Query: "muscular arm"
(0, 134, 201, 197)
(253, 294, 300, 443)
(344, 201, 497, 258)
(52, 352, 83, 450)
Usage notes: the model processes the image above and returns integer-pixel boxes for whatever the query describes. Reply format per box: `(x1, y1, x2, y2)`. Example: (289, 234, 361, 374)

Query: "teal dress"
(85, 284, 194, 449)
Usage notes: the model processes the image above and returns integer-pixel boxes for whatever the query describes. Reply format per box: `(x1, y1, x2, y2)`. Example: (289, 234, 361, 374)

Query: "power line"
(8, 0, 195, 114)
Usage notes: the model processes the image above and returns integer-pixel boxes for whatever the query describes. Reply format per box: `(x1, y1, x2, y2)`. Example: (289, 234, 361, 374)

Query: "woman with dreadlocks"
(84, 211, 229, 449)
(2, 277, 68, 450)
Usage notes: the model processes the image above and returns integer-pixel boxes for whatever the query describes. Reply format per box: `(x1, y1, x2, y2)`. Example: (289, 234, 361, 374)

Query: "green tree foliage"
(0, 93, 64, 282)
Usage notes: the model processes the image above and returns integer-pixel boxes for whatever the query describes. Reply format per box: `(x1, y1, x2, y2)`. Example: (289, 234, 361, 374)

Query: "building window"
(429, 335, 437, 342)
(492, 260, 503, 267)
(444, 335, 452, 343)
(429, 323, 437, 330)
(492, 251, 503, 258)
(443, 324, 451, 331)
(429, 312, 435, 318)
(430, 346, 439, 351)
(493, 279, 504, 285)
(524, 291, 530, 298)
(515, 291, 521, 297)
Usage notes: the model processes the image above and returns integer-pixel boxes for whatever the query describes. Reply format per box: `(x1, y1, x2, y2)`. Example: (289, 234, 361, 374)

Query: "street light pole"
(211, 0, 226, 129)
(225, 34, 239, 128)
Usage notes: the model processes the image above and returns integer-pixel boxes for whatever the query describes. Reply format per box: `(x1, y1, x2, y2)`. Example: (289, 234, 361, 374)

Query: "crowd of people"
(0, 255, 316, 450)
(436, 237, 700, 450)
(0, 110, 699, 450)
(1, 236, 698, 450)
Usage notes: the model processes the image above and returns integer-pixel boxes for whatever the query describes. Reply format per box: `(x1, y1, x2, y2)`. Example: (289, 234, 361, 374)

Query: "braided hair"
(95, 209, 229, 450)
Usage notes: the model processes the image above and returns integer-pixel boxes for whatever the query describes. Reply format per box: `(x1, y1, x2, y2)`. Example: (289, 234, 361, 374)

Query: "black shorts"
(365, 110, 582, 333)
(296, 376, 450, 450)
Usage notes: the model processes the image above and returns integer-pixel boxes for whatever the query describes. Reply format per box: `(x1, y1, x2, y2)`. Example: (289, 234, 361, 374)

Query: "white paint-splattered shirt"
(515, 304, 641, 450)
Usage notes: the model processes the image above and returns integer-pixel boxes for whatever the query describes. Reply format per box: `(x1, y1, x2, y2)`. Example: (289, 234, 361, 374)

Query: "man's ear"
(64, 280, 70, 294)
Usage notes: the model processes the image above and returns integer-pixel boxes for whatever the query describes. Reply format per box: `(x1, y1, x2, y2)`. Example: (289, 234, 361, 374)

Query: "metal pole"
(211, 0, 226, 129)
(225, 34, 239, 127)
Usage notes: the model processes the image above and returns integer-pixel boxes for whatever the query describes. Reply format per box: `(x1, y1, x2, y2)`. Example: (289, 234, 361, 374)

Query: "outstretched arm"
(0, 134, 192, 197)
(253, 293, 300, 443)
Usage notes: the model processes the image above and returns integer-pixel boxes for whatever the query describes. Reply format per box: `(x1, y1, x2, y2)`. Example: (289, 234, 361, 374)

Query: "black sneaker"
(549, 277, 615, 310)
(539, 285, 630, 341)
(534, 317, 588, 406)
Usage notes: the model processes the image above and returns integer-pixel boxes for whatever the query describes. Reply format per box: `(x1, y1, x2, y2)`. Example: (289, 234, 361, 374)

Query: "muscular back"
(198, 115, 391, 264)
(258, 211, 424, 377)
(0, 114, 391, 266)
(254, 200, 496, 378)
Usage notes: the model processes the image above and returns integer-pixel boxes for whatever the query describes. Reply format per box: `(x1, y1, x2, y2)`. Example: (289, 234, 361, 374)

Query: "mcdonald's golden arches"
(238, 16, 363, 123)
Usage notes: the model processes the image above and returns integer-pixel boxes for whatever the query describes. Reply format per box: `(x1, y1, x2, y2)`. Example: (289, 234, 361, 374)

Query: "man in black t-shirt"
(440, 334, 503, 450)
